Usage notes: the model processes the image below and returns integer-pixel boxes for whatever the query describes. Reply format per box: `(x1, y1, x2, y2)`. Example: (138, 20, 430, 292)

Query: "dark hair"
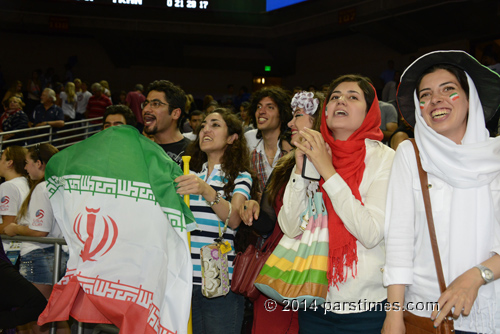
(307, 84, 317, 92)
(8, 80, 22, 93)
(483, 44, 499, 62)
(103, 105, 137, 128)
(240, 101, 251, 110)
(189, 110, 203, 119)
(202, 95, 214, 111)
(146, 80, 187, 129)
(326, 74, 375, 112)
(416, 64, 469, 99)
(4, 146, 28, 176)
(27, 143, 59, 168)
(187, 108, 259, 201)
(249, 86, 293, 141)
(205, 100, 219, 112)
(18, 144, 59, 220)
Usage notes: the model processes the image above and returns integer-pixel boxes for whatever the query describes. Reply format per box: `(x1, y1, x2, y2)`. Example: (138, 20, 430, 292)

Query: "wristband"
(207, 191, 221, 207)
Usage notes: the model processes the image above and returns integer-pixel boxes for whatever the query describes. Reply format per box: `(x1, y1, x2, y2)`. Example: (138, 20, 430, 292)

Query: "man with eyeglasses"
(142, 80, 191, 167)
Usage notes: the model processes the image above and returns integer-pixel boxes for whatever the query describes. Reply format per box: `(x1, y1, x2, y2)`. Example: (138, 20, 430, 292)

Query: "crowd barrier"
(0, 117, 103, 151)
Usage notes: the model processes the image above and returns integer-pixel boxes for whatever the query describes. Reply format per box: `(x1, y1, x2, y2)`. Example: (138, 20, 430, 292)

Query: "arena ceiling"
(1, 0, 499, 74)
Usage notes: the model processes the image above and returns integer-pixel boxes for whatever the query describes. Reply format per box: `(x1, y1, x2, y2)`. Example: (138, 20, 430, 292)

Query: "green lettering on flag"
(45, 126, 196, 231)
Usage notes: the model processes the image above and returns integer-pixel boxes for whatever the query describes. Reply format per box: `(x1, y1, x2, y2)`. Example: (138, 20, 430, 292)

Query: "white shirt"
(245, 129, 259, 152)
(19, 182, 65, 256)
(76, 91, 92, 115)
(0, 177, 30, 252)
(0, 177, 29, 219)
(60, 91, 76, 119)
(383, 140, 500, 333)
(279, 139, 395, 313)
(183, 132, 196, 141)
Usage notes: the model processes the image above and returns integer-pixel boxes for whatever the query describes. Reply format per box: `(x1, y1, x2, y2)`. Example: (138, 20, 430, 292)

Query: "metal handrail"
(1, 236, 66, 286)
(1, 235, 66, 245)
(0, 117, 103, 151)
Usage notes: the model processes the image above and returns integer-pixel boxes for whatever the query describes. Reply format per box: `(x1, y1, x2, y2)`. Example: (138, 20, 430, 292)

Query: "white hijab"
(414, 73, 500, 331)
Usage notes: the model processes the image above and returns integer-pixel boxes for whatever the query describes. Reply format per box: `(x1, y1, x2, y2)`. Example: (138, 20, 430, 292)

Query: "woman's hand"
(175, 174, 212, 199)
(431, 267, 484, 327)
(381, 311, 406, 334)
(239, 200, 260, 226)
(294, 128, 335, 180)
(3, 223, 18, 237)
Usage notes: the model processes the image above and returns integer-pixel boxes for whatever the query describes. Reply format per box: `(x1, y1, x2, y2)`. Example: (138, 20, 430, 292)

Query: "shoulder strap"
(262, 222, 283, 251)
(408, 139, 447, 294)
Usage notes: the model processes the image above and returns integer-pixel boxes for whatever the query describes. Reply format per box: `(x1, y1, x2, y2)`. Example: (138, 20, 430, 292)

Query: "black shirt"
(158, 137, 191, 169)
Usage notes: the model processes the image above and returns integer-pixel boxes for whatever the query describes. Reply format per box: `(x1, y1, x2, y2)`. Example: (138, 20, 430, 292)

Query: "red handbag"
(231, 227, 282, 301)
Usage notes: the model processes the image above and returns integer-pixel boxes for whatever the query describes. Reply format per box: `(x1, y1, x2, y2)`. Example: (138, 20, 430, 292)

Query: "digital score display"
(66, 0, 307, 12)
(166, 0, 208, 9)
(75, 0, 210, 9)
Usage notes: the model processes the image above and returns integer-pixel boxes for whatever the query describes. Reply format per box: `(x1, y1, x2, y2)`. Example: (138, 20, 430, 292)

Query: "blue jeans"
(19, 247, 68, 285)
(298, 300, 387, 334)
(192, 284, 245, 334)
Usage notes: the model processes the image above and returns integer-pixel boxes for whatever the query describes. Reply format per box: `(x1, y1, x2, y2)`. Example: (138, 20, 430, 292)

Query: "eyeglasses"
(141, 99, 168, 109)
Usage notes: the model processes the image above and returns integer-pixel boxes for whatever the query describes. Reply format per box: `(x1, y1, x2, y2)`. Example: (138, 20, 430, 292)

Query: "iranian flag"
(38, 126, 196, 334)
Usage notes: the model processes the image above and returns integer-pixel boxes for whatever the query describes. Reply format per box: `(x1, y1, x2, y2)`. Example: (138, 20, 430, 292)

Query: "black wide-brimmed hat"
(397, 50, 500, 127)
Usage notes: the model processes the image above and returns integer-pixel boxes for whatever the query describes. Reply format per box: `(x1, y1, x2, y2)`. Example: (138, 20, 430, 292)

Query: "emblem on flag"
(73, 207, 118, 262)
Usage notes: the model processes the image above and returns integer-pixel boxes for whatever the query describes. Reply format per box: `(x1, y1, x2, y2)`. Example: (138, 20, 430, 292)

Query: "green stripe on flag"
(45, 126, 196, 229)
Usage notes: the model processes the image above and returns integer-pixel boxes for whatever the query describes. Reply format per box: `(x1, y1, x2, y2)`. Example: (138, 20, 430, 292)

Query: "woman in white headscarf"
(383, 50, 500, 334)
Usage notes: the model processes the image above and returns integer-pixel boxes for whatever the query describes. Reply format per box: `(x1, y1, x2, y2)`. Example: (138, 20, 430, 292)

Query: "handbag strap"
(261, 222, 283, 251)
(408, 139, 447, 294)
(215, 202, 232, 242)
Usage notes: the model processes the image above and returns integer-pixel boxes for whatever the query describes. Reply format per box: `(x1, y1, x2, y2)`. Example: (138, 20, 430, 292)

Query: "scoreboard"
(70, 0, 261, 12)
(68, 0, 309, 12)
